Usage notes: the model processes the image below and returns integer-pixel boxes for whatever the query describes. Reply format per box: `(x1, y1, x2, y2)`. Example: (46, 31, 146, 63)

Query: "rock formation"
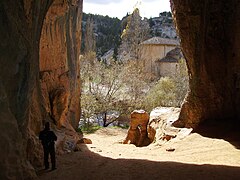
(123, 110, 151, 147)
(2, 0, 240, 179)
(148, 107, 192, 146)
(171, 0, 240, 128)
(40, 0, 82, 130)
(0, 0, 82, 179)
(124, 108, 192, 147)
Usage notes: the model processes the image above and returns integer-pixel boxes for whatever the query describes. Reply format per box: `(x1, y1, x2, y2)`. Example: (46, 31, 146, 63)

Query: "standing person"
(39, 122, 57, 170)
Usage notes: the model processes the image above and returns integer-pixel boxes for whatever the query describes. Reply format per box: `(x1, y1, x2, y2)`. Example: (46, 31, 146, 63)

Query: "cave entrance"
(79, 0, 188, 135)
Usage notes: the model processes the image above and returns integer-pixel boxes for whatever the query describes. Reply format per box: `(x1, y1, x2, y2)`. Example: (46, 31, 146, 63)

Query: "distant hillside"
(82, 11, 177, 59)
(149, 12, 177, 39)
(81, 13, 121, 58)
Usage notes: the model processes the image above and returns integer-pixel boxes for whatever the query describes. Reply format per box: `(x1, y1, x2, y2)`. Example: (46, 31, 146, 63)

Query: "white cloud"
(84, 0, 124, 4)
(83, 0, 171, 19)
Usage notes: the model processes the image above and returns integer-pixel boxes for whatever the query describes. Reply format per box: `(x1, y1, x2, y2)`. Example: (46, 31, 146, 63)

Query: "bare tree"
(119, 8, 150, 61)
(84, 16, 96, 54)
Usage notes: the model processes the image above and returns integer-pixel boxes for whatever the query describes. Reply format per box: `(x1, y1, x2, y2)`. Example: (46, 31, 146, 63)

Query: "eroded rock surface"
(171, 0, 240, 128)
(0, 0, 83, 179)
(40, 0, 82, 130)
(148, 107, 192, 146)
(124, 110, 151, 147)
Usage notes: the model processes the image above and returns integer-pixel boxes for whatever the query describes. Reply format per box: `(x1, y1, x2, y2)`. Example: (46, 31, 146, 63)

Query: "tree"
(120, 61, 149, 108)
(144, 59, 189, 111)
(80, 58, 127, 127)
(84, 16, 96, 53)
(80, 57, 152, 127)
(144, 77, 177, 111)
(82, 13, 121, 58)
(118, 8, 150, 61)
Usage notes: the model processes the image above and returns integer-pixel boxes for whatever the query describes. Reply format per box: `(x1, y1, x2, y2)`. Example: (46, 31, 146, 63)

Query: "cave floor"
(38, 127, 240, 180)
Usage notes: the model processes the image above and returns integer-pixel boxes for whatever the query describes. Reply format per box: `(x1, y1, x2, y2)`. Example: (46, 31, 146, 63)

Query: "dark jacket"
(39, 129, 57, 148)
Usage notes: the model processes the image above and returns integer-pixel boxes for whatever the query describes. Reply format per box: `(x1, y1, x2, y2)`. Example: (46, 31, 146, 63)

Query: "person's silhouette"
(39, 122, 57, 170)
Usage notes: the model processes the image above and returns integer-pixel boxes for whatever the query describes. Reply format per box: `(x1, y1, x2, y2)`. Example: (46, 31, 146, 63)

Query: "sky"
(83, 0, 171, 19)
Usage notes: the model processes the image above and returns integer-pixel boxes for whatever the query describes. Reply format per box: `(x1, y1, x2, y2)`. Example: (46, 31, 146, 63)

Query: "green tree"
(81, 57, 126, 127)
(144, 59, 189, 111)
(80, 57, 152, 127)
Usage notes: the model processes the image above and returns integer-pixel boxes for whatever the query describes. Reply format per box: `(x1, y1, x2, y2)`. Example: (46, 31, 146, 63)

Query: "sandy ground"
(38, 127, 240, 180)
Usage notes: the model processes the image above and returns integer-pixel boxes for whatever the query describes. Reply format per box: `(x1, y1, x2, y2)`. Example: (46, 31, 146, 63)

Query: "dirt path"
(38, 128, 240, 180)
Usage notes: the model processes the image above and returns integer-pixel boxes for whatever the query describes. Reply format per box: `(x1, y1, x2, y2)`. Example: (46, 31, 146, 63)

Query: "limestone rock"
(171, 0, 240, 127)
(40, 0, 82, 130)
(78, 138, 93, 144)
(55, 128, 83, 155)
(124, 110, 151, 147)
(0, 0, 83, 179)
(148, 107, 192, 145)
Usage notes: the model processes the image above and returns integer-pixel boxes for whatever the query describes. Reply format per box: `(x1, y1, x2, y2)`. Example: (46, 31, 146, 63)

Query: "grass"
(78, 125, 102, 134)
(78, 124, 129, 134)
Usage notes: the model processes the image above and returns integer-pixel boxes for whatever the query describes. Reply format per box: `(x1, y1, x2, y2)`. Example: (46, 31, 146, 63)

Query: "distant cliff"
(149, 12, 177, 39)
(82, 11, 177, 59)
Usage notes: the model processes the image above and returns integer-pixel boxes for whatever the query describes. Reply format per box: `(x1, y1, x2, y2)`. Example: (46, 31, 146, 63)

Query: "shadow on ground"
(195, 120, 240, 149)
(38, 143, 240, 180)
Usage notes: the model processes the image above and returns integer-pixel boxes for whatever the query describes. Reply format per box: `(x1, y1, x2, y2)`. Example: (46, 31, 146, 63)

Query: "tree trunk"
(103, 112, 108, 127)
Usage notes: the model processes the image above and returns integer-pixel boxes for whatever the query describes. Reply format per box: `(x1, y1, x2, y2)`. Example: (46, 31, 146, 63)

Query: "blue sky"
(83, 0, 171, 19)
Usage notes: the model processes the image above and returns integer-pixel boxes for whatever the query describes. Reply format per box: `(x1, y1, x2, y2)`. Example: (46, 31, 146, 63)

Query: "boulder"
(55, 128, 83, 154)
(148, 107, 192, 145)
(124, 110, 151, 147)
(78, 138, 93, 144)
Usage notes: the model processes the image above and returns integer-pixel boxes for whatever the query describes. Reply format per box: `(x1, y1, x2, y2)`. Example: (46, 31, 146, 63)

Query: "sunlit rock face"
(171, 0, 240, 128)
(148, 107, 192, 145)
(40, 0, 82, 130)
(0, 0, 82, 179)
(124, 110, 151, 147)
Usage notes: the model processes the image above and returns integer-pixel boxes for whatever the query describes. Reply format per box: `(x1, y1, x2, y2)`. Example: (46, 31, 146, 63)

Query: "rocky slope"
(149, 12, 177, 39)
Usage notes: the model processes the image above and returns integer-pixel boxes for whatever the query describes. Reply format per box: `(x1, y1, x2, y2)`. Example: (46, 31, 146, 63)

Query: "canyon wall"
(171, 0, 240, 128)
(40, 0, 82, 130)
(0, 0, 82, 179)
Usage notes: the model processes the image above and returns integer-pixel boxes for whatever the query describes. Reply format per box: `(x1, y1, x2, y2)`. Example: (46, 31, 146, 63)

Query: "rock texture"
(123, 110, 151, 147)
(124, 108, 192, 147)
(0, 0, 83, 179)
(148, 107, 192, 146)
(171, 0, 240, 128)
(150, 12, 177, 39)
(40, 0, 82, 130)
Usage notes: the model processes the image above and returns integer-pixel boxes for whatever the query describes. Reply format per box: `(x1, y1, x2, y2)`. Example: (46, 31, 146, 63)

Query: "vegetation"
(82, 13, 121, 58)
(80, 53, 149, 128)
(80, 10, 188, 129)
(78, 125, 101, 134)
(144, 59, 189, 111)
(159, 11, 172, 17)
(118, 8, 150, 61)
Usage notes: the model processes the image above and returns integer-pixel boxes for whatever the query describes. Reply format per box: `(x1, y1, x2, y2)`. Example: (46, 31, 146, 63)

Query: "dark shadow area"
(195, 120, 240, 149)
(37, 143, 240, 180)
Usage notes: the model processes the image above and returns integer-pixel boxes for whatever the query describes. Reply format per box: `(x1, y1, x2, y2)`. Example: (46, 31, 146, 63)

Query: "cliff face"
(40, 0, 82, 130)
(0, 0, 82, 179)
(171, 0, 240, 128)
